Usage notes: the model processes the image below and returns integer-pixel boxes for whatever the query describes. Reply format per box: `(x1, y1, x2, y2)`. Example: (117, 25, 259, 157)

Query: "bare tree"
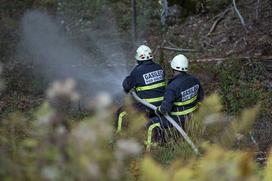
(255, 0, 260, 19)
(131, 0, 137, 43)
(160, 0, 169, 26)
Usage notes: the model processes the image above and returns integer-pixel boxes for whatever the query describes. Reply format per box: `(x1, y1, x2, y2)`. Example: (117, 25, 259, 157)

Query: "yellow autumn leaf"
(219, 104, 260, 147)
(201, 93, 223, 113)
(263, 151, 272, 181)
(141, 157, 168, 181)
(189, 94, 223, 141)
(172, 167, 194, 181)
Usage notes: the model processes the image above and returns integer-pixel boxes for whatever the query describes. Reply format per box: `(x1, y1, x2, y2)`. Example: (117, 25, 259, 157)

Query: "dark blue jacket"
(159, 72, 204, 121)
(123, 60, 166, 107)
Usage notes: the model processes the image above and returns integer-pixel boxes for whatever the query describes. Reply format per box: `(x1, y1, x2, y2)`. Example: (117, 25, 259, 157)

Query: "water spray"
(19, 10, 129, 105)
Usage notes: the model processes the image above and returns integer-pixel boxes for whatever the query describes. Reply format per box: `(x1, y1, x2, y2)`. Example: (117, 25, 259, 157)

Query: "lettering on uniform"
(181, 85, 199, 101)
(143, 70, 164, 85)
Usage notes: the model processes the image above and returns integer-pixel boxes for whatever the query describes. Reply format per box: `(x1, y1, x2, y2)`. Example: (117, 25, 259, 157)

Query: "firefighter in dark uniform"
(145, 54, 204, 149)
(116, 45, 166, 133)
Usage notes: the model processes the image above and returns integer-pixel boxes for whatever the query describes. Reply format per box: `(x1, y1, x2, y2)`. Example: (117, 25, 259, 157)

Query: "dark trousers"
(144, 115, 187, 148)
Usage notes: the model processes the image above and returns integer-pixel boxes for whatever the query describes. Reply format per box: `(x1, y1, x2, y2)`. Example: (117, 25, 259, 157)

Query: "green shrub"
(217, 59, 268, 114)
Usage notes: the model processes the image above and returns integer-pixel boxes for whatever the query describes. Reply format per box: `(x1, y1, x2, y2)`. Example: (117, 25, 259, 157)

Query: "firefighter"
(145, 54, 204, 149)
(116, 45, 166, 133)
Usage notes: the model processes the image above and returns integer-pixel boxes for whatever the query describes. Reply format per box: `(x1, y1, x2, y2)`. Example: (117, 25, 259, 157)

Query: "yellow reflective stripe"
(170, 105, 198, 116)
(145, 123, 160, 150)
(117, 111, 127, 133)
(174, 95, 198, 106)
(143, 96, 164, 103)
(136, 82, 166, 91)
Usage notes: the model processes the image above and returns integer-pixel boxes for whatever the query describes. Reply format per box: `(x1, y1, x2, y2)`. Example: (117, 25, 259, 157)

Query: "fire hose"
(131, 91, 199, 155)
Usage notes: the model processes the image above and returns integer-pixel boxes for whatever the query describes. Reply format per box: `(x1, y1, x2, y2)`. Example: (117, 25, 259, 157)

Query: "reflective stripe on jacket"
(159, 72, 204, 121)
(122, 60, 166, 107)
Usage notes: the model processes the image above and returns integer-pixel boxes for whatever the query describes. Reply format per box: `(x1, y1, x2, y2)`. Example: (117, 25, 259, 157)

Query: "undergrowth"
(1, 59, 272, 180)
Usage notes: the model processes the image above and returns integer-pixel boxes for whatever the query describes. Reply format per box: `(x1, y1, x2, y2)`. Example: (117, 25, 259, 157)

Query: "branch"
(232, 0, 249, 32)
(255, 0, 260, 19)
(208, 8, 231, 35)
(167, 41, 178, 48)
(153, 41, 166, 55)
(192, 56, 272, 63)
(131, 0, 137, 42)
(159, 46, 197, 52)
(160, 0, 169, 26)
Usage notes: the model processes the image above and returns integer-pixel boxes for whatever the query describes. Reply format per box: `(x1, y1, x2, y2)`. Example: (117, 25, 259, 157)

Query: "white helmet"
(135, 45, 153, 61)
(170, 54, 189, 72)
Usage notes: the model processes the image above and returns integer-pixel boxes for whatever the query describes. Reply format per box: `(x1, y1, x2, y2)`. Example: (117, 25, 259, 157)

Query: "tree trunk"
(131, 0, 137, 43)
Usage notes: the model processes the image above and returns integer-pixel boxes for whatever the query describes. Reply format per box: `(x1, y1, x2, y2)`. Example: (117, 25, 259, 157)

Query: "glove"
(155, 106, 163, 116)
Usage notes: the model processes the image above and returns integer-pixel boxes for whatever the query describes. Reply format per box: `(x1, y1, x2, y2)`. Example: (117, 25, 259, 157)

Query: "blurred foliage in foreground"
(0, 0, 272, 179)
(0, 76, 272, 180)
